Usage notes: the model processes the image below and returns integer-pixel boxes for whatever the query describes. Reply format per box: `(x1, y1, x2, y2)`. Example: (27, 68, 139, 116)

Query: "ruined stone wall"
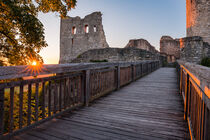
(186, 0, 210, 44)
(180, 36, 210, 64)
(71, 48, 160, 63)
(160, 36, 180, 62)
(59, 12, 109, 64)
(125, 39, 158, 53)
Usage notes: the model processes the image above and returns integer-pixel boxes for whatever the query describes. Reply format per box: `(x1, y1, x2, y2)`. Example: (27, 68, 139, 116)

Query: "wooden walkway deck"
(14, 68, 190, 140)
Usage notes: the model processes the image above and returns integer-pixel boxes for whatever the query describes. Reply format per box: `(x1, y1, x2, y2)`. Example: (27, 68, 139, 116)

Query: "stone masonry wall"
(180, 36, 210, 64)
(160, 36, 180, 63)
(59, 12, 109, 64)
(186, 0, 210, 44)
(71, 48, 160, 63)
(125, 39, 158, 53)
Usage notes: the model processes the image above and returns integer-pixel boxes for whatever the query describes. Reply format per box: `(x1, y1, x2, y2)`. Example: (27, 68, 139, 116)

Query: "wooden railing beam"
(0, 60, 159, 138)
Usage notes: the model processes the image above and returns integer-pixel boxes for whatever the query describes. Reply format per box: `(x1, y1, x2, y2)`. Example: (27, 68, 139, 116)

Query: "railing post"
(184, 74, 189, 121)
(141, 63, 143, 76)
(116, 65, 121, 90)
(0, 88, 4, 136)
(156, 61, 158, 69)
(131, 64, 135, 82)
(85, 69, 90, 106)
(81, 72, 85, 105)
(180, 67, 183, 95)
(204, 107, 210, 140)
(150, 62, 152, 72)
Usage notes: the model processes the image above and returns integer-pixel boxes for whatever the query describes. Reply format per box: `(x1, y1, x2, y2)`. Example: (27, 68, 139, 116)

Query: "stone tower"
(160, 36, 180, 63)
(186, 0, 210, 44)
(59, 12, 109, 64)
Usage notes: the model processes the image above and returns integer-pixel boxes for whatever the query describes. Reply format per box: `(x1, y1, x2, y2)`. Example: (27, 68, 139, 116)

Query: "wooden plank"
(59, 80, 62, 111)
(54, 82, 58, 114)
(9, 87, 14, 133)
(116, 66, 120, 89)
(35, 83, 39, 122)
(12, 68, 190, 140)
(0, 60, 158, 80)
(85, 70, 90, 106)
(81, 74, 85, 104)
(19, 85, 23, 129)
(0, 88, 4, 135)
(41, 82, 46, 119)
(48, 81, 52, 117)
(27, 84, 32, 126)
(63, 79, 67, 109)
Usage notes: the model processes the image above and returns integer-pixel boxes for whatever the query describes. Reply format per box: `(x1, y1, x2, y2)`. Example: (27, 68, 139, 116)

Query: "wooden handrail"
(177, 61, 210, 140)
(0, 60, 160, 139)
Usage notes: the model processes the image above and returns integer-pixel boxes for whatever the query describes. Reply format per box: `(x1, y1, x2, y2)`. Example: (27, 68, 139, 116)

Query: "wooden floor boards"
(13, 68, 190, 140)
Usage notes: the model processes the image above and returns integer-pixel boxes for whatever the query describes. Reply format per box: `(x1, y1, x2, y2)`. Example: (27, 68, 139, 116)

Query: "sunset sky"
(38, 0, 186, 64)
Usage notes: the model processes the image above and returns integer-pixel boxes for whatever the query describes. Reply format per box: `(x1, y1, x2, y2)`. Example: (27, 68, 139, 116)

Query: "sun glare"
(23, 59, 46, 76)
(32, 61, 37, 66)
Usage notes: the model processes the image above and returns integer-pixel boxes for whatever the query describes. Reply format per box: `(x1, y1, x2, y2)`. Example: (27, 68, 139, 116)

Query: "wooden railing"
(0, 60, 159, 139)
(177, 61, 210, 140)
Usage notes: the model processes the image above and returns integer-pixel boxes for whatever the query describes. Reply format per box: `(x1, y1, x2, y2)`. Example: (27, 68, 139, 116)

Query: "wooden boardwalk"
(14, 68, 190, 140)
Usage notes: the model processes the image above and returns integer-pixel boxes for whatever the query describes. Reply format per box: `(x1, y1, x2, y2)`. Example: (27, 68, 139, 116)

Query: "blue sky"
(38, 0, 186, 64)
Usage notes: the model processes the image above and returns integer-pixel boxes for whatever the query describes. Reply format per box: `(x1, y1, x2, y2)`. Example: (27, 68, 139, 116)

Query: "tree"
(0, 0, 77, 65)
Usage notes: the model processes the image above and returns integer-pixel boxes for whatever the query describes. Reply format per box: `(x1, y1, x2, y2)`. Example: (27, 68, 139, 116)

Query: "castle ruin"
(59, 12, 109, 64)
(186, 0, 210, 44)
(59, 0, 210, 65)
(125, 39, 158, 54)
(160, 36, 180, 63)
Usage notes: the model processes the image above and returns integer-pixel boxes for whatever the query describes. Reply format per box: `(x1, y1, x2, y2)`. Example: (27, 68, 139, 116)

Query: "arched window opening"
(93, 25, 97, 32)
(84, 25, 89, 33)
(72, 26, 76, 34)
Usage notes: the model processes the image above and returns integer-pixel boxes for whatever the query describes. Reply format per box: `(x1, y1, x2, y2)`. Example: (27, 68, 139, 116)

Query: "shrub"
(90, 59, 108, 63)
(201, 57, 210, 67)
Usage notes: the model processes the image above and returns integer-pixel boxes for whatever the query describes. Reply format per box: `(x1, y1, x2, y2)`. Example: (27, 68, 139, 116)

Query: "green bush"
(90, 59, 108, 63)
(3, 85, 48, 133)
(77, 54, 81, 58)
(201, 57, 210, 67)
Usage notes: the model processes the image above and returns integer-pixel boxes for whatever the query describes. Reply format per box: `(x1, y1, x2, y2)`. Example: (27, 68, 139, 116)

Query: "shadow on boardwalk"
(14, 68, 190, 140)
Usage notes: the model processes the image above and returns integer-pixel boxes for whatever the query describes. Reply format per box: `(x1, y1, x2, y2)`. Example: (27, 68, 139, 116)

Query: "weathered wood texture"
(0, 61, 159, 139)
(178, 61, 210, 140)
(13, 68, 190, 140)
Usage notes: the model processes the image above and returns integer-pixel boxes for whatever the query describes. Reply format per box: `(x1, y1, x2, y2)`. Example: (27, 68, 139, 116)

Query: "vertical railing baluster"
(85, 70, 90, 106)
(66, 77, 72, 107)
(180, 68, 183, 95)
(184, 74, 189, 120)
(199, 101, 204, 140)
(9, 87, 14, 133)
(0, 88, 4, 135)
(19, 85, 23, 129)
(42, 82, 45, 119)
(116, 65, 120, 90)
(48, 81, 51, 117)
(81, 73, 85, 105)
(203, 106, 209, 140)
(69, 78, 72, 107)
(54, 82, 57, 114)
(99, 72, 101, 94)
(72, 78, 76, 105)
(140, 64, 143, 77)
(76, 77, 79, 104)
(131, 64, 134, 82)
(78, 76, 82, 104)
(35, 83, 39, 122)
(27, 84, 32, 126)
(64, 79, 67, 109)
(59, 80, 62, 111)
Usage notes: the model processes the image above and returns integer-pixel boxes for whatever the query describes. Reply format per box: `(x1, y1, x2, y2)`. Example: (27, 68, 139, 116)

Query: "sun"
(32, 61, 37, 66)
